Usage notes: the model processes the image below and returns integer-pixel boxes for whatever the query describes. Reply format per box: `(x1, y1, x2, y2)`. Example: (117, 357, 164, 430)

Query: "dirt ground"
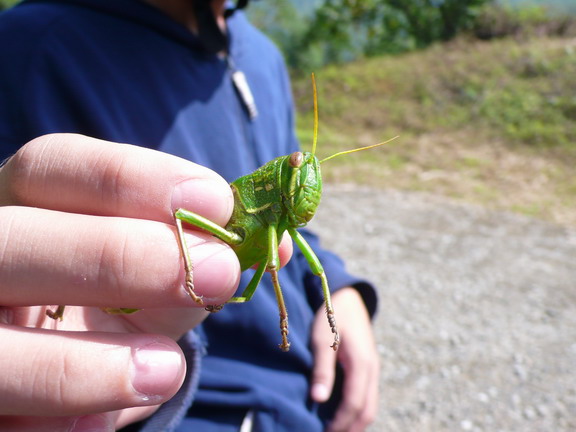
(309, 184, 576, 432)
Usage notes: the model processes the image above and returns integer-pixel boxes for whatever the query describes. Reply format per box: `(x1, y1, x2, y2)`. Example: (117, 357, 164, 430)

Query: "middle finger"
(0, 206, 239, 310)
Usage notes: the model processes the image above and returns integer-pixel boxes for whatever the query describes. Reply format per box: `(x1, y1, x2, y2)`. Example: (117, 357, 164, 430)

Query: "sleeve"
(297, 228, 378, 318)
(119, 331, 205, 432)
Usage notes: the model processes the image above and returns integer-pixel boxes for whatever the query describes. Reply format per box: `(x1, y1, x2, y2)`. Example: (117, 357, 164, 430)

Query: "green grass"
(292, 36, 576, 225)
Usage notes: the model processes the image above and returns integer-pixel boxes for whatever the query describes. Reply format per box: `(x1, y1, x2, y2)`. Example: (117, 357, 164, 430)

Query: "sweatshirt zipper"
(227, 56, 258, 120)
(225, 54, 262, 168)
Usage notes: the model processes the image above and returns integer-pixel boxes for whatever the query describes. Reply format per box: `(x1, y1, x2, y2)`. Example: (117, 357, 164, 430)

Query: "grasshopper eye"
(289, 151, 303, 168)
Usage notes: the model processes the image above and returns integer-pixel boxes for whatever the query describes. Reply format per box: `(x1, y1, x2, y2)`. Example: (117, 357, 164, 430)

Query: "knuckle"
(359, 408, 377, 426)
(312, 367, 333, 383)
(97, 221, 130, 294)
(353, 347, 380, 370)
(25, 340, 70, 410)
(342, 398, 363, 416)
(96, 220, 182, 306)
(98, 152, 131, 213)
(23, 338, 131, 416)
(96, 221, 147, 304)
(3, 134, 60, 205)
(3, 142, 38, 204)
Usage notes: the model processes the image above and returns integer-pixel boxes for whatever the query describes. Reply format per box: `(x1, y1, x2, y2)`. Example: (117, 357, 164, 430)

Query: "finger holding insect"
(0, 133, 233, 226)
(0, 134, 293, 279)
(0, 206, 240, 312)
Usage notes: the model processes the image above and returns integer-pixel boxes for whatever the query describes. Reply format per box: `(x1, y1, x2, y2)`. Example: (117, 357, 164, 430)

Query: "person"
(0, 1, 380, 431)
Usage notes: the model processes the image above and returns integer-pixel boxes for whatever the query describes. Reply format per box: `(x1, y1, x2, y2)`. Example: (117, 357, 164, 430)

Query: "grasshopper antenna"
(311, 72, 319, 156)
(319, 136, 399, 164)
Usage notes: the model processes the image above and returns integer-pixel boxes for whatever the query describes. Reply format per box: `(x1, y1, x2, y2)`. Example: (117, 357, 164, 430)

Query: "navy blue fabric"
(0, 2, 377, 431)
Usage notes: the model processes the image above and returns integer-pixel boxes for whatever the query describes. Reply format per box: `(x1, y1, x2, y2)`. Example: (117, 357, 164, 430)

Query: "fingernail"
(130, 342, 183, 402)
(311, 383, 330, 402)
(172, 178, 232, 225)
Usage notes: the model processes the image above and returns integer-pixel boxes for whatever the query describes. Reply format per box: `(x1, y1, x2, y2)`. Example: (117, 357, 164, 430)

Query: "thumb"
(0, 325, 185, 416)
(310, 316, 338, 403)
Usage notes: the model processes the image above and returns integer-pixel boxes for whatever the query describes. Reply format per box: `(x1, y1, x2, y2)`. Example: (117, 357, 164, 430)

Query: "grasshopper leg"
(229, 269, 291, 350)
(266, 225, 290, 351)
(174, 209, 244, 309)
(226, 261, 266, 304)
(226, 225, 291, 351)
(270, 267, 290, 352)
(205, 304, 224, 313)
(288, 228, 340, 351)
(174, 214, 204, 306)
(229, 262, 290, 351)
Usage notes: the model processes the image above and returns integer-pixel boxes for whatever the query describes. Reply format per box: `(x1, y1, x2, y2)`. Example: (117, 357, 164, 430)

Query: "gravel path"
(309, 184, 576, 432)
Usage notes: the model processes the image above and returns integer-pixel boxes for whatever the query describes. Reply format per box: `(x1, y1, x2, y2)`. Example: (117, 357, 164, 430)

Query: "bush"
(472, 3, 576, 40)
(250, 0, 493, 72)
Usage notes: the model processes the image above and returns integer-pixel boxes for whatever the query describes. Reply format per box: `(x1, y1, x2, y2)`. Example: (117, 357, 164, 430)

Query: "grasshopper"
(47, 74, 395, 352)
(174, 74, 396, 351)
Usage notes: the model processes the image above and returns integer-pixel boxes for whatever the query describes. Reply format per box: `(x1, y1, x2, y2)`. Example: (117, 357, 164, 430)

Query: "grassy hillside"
(292, 36, 576, 225)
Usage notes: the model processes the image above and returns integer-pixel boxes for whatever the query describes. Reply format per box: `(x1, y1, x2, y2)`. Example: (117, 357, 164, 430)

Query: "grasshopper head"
(283, 151, 322, 227)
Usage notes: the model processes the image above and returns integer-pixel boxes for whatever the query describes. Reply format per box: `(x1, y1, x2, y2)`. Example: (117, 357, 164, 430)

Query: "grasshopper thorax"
(282, 151, 322, 227)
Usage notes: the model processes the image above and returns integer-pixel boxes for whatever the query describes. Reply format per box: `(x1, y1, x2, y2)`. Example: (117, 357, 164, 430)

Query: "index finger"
(0, 133, 233, 226)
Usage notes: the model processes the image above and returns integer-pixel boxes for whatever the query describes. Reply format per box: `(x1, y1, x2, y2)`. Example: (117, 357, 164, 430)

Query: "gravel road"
(308, 184, 576, 432)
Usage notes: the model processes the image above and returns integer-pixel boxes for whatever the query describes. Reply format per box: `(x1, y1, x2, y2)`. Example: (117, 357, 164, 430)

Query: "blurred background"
(246, 0, 576, 226)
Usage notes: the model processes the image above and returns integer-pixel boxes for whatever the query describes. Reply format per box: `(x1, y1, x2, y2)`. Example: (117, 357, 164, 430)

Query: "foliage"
(295, 36, 576, 149)
(0, 0, 19, 10)
(472, 3, 576, 39)
(249, 1, 576, 72)
(247, 0, 312, 67)
(250, 0, 493, 72)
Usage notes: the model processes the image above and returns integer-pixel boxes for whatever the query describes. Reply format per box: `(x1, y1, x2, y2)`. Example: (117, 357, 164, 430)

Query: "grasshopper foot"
(328, 310, 340, 351)
(46, 305, 66, 321)
(205, 304, 224, 313)
(279, 337, 291, 352)
(279, 316, 290, 352)
(184, 273, 204, 305)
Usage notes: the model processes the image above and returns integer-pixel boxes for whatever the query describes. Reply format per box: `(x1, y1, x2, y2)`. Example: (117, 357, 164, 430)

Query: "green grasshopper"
(47, 74, 395, 352)
(174, 74, 396, 352)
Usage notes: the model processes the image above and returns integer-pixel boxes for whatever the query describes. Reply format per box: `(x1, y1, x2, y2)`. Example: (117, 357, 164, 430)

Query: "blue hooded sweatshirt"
(0, 1, 377, 430)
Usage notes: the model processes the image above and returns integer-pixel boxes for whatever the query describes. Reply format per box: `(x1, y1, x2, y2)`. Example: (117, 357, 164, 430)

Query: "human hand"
(310, 287, 380, 432)
(0, 134, 292, 431)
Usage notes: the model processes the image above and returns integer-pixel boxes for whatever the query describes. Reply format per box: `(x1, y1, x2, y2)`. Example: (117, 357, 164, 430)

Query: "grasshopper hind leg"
(174, 214, 205, 306)
(326, 305, 340, 351)
(174, 208, 244, 308)
(270, 268, 290, 352)
(227, 259, 291, 351)
(288, 228, 340, 351)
